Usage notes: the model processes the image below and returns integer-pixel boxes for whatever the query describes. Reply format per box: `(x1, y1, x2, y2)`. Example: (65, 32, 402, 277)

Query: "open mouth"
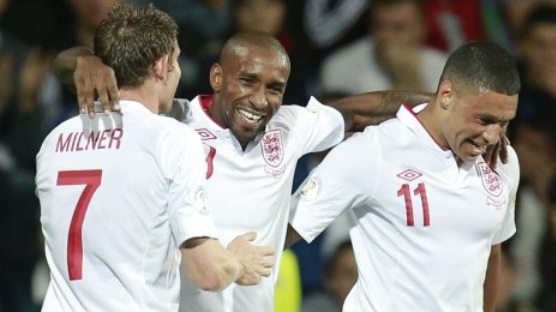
(237, 107, 264, 125)
(469, 140, 486, 156)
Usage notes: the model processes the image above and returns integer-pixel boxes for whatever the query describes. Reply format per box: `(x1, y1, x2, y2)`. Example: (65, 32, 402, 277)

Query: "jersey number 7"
(57, 169, 103, 281)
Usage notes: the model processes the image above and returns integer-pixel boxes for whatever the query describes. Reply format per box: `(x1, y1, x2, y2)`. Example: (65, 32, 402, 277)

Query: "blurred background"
(1, 0, 556, 311)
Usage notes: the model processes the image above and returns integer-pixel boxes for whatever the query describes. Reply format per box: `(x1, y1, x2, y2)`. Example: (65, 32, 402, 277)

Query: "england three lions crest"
(476, 162, 503, 197)
(262, 129, 284, 168)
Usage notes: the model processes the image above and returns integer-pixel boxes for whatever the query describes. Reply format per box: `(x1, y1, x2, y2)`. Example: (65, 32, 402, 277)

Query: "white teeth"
(470, 141, 486, 156)
(238, 108, 263, 123)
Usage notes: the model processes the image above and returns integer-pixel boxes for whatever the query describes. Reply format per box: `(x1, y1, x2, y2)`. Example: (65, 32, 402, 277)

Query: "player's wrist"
(234, 256, 247, 282)
(226, 244, 245, 282)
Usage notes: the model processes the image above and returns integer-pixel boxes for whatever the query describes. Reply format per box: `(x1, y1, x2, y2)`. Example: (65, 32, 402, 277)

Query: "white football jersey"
(36, 101, 217, 312)
(290, 104, 519, 312)
(178, 95, 344, 312)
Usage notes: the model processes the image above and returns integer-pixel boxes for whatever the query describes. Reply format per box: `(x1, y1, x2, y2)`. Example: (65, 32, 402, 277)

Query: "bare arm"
(181, 232, 275, 291)
(484, 244, 501, 312)
(327, 90, 509, 166)
(182, 237, 242, 291)
(326, 90, 433, 132)
(284, 224, 303, 250)
(52, 47, 120, 116)
(53, 47, 92, 91)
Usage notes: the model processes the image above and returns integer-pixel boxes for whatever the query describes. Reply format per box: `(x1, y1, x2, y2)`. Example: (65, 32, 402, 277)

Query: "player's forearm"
(203, 254, 243, 291)
(53, 47, 94, 91)
(484, 244, 502, 312)
(327, 90, 433, 132)
(182, 238, 242, 291)
(284, 224, 303, 249)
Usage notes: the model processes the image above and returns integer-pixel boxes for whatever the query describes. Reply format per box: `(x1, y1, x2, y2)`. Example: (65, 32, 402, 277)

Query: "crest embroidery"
(476, 162, 502, 197)
(261, 130, 283, 168)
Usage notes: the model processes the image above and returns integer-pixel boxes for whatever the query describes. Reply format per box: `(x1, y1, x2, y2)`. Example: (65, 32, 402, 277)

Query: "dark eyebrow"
(239, 72, 286, 90)
(479, 114, 512, 124)
(238, 72, 258, 80)
(268, 81, 286, 91)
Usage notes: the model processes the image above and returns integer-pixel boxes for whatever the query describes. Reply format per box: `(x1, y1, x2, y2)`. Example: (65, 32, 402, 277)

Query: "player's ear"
(210, 63, 223, 91)
(154, 54, 170, 81)
(438, 80, 453, 110)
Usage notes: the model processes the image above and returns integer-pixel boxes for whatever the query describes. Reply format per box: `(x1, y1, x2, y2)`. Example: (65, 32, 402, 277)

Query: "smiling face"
(419, 42, 520, 164)
(439, 83, 518, 163)
(210, 41, 290, 148)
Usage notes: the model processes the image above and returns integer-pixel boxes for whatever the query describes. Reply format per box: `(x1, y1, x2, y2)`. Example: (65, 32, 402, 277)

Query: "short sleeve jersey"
(36, 101, 217, 312)
(178, 95, 344, 312)
(290, 104, 519, 312)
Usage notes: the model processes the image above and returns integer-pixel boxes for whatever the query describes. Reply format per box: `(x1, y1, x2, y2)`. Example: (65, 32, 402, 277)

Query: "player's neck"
(120, 84, 159, 114)
(416, 105, 449, 151)
(206, 95, 227, 128)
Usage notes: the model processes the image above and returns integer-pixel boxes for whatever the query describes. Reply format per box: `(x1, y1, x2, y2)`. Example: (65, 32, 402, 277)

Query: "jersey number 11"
(397, 182, 430, 227)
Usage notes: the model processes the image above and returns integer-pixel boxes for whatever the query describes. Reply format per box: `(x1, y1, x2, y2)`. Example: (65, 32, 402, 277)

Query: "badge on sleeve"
(299, 176, 321, 201)
(194, 187, 209, 215)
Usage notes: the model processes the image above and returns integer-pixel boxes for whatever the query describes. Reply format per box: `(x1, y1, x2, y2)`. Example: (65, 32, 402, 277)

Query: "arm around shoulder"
(53, 47, 95, 91)
(284, 224, 303, 249)
(326, 90, 433, 132)
(53, 47, 120, 115)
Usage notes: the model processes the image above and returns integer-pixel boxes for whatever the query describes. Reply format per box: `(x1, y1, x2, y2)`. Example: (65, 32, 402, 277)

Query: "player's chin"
(233, 127, 259, 145)
(238, 119, 266, 136)
(459, 147, 482, 163)
(463, 154, 480, 163)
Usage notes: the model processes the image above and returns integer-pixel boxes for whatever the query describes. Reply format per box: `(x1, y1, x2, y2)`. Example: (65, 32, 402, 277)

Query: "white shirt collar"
(397, 103, 455, 160)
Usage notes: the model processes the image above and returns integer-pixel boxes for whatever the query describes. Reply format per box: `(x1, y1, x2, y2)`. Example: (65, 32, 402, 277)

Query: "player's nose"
(483, 124, 500, 145)
(250, 86, 268, 110)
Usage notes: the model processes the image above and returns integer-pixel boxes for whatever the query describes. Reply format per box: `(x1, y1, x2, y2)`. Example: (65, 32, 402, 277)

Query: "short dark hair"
(94, 3, 178, 88)
(439, 42, 520, 96)
(219, 31, 291, 70)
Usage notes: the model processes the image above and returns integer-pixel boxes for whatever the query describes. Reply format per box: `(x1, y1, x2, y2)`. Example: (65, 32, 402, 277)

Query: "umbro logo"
(196, 128, 216, 140)
(396, 169, 422, 181)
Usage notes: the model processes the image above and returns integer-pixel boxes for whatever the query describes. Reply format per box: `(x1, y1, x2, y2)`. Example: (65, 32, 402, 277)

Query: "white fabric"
(290, 104, 519, 312)
(321, 38, 447, 94)
(178, 95, 345, 312)
(37, 101, 217, 312)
